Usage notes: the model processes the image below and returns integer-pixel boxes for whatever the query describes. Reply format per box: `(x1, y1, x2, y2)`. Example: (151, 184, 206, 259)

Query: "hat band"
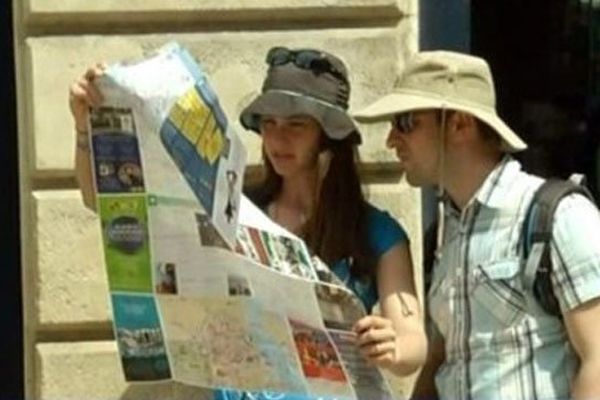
(263, 89, 350, 113)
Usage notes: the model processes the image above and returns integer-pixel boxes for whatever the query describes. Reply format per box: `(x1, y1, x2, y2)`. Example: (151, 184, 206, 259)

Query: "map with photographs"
(90, 42, 395, 399)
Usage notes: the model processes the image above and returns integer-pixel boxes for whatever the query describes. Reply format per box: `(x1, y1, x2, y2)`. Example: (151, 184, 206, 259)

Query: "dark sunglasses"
(266, 47, 349, 86)
(391, 112, 416, 134)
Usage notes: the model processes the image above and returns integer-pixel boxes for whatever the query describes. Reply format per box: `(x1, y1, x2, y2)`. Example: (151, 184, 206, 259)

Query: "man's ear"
(446, 111, 477, 145)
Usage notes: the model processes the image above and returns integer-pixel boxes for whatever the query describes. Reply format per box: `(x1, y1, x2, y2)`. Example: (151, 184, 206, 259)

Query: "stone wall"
(13, 1, 421, 398)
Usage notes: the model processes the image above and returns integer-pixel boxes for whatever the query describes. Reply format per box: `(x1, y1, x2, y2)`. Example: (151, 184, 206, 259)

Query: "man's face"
(386, 110, 441, 186)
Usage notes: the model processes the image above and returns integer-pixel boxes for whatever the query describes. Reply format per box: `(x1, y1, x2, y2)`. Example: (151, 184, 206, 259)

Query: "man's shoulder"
(483, 158, 544, 209)
(502, 159, 545, 190)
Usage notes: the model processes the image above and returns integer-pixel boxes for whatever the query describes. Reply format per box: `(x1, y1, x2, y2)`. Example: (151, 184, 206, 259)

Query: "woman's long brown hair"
(244, 132, 375, 281)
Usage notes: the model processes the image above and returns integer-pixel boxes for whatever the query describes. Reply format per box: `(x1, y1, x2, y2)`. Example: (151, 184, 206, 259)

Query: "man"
(354, 51, 600, 400)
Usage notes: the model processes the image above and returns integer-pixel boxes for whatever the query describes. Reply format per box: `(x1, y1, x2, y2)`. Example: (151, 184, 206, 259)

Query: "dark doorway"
(471, 0, 600, 199)
(418, 0, 599, 288)
(1, 1, 24, 399)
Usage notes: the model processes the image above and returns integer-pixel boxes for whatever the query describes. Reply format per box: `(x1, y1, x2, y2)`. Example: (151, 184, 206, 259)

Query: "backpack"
(521, 175, 595, 317)
(422, 175, 596, 318)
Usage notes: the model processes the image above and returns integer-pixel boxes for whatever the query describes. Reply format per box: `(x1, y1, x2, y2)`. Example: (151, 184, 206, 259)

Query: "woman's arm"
(353, 242, 427, 375)
(74, 128, 96, 210)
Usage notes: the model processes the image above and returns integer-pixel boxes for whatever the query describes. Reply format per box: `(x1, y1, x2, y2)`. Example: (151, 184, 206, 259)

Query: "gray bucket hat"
(354, 51, 527, 152)
(240, 47, 359, 141)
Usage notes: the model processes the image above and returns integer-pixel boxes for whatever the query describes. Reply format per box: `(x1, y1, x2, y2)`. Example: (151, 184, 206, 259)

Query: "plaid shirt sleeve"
(550, 193, 600, 312)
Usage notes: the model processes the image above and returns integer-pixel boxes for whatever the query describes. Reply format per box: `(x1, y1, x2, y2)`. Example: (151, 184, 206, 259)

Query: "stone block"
(24, 0, 408, 25)
(35, 341, 415, 400)
(26, 25, 414, 175)
(27, 0, 403, 13)
(367, 180, 420, 239)
(35, 341, 213, 400)
(33, 190, 110, 328)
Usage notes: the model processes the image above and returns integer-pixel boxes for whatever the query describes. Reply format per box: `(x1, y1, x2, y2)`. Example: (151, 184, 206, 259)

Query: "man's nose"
(386, 128, 402, 149)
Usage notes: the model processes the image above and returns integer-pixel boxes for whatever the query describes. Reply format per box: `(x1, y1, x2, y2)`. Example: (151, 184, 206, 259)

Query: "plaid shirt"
(428, 156, 600, 400)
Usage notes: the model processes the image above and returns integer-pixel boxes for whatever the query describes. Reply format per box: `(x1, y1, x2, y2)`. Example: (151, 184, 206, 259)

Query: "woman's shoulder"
(364, 202, 408, 255)
(364, 202, 405, 231)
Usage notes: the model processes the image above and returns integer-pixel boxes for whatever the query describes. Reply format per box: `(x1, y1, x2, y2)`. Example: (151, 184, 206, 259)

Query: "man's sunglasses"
(266, 47, 349, 86)
(391, 112, 416, 134)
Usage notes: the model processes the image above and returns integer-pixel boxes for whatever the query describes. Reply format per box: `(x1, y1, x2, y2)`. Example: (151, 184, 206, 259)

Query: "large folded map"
(88, 42, 395, 400)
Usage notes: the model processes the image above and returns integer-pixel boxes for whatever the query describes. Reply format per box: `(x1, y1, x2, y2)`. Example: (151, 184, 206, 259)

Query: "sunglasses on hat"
(266, 47, 349, 87)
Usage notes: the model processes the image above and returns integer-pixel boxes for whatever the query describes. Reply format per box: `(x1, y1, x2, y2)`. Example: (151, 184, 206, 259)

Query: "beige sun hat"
(354, 51, 527, 152)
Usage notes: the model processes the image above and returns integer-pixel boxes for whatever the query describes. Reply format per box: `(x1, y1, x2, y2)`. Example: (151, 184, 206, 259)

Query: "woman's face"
(260, 115, 322, 178)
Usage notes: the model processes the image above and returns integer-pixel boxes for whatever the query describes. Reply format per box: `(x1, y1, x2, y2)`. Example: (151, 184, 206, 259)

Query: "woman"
(69, 47, 426, 397)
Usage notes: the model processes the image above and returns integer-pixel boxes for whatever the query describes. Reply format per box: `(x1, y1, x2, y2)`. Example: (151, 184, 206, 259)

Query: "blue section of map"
(159, 108, 218, 215)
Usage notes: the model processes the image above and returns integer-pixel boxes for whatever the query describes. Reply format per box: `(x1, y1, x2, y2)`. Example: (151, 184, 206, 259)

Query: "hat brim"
(240, 90, 358, 141)
(354, 90, 527, 153)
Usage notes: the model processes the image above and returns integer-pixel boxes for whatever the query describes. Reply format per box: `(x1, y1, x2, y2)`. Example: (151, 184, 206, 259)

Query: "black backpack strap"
(522, 178, 594, 317)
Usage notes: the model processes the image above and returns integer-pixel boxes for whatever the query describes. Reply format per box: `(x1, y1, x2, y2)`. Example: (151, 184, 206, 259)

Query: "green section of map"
(99, 195, 152, 292)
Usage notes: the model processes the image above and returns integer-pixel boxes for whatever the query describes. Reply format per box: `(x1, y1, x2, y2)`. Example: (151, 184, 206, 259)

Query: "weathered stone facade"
(14, 1, 422, 398)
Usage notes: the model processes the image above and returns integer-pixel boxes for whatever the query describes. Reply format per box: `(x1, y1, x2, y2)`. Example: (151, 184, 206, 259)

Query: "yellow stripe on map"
(168, 87, 224, 165)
